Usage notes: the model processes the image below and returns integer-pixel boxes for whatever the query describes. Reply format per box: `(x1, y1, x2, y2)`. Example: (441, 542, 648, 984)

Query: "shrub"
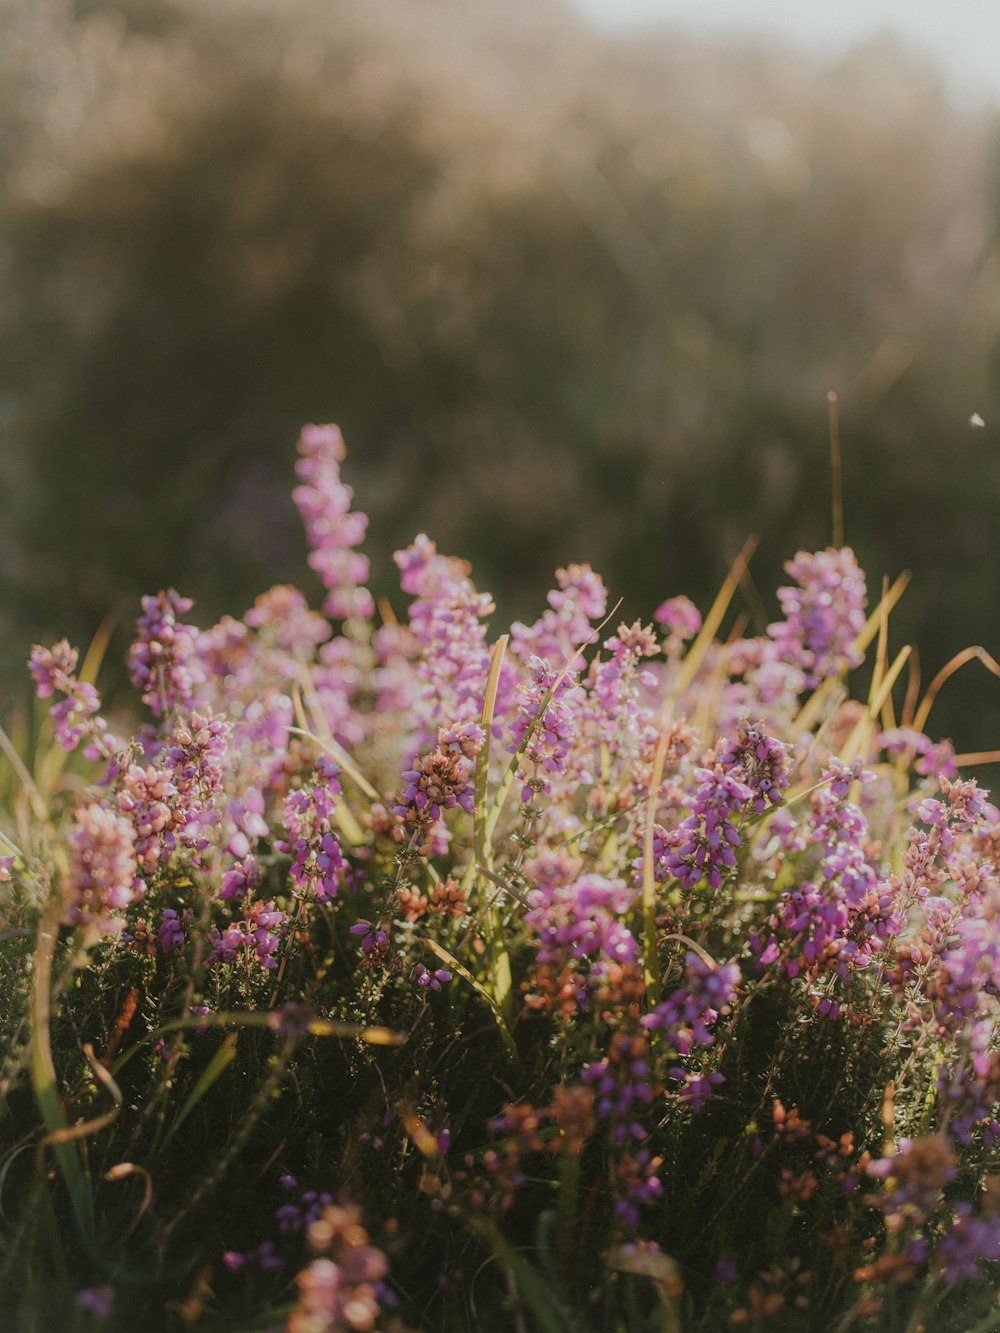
(2, 423, 999, 1330)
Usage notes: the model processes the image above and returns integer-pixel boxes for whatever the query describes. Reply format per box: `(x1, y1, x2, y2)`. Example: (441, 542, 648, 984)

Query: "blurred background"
(1, 0, 998, 748)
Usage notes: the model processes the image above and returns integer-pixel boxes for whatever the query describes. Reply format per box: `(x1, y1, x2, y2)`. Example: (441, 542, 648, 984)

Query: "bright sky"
(570, 0, 1000, 104)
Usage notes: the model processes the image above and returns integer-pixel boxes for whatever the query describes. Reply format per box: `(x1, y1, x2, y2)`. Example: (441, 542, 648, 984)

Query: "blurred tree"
(0, 0, 998, 746)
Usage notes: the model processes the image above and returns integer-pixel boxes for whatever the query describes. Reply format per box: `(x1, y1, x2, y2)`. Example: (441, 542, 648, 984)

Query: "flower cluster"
(11, 422, 1000, 1332)
(287, 1202, 390, 1333)
(293, 423, 374, 623)
(395, 721, 484, 852)
(211, 899, 286, 970)
(641, 951, 742, 1109)
(128, 589, 203, 717)
(279, 757, 346, 903)
(29, 640, 115, 757)
(66, 802, 140, 931)
(767, 547, 867, 687)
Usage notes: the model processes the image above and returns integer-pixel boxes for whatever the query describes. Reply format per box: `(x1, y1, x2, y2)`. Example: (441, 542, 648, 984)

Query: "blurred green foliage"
(1, 0, 999, 747)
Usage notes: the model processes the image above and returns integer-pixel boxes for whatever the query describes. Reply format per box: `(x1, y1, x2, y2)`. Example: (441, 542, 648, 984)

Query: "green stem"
(30, 895, 93, 1240)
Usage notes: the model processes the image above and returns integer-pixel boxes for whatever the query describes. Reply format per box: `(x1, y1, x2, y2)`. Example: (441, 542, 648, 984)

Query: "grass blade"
(423, 939, 516, 1058)
(670, 538, 756, 702)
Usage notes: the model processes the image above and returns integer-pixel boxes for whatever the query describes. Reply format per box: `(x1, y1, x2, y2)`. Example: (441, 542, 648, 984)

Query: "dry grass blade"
(913, 646, 1000, 735)
(152, 1009, 405, 1046)
(104, 1162, 154, 1244)
(670, 538, 756, 701)
(642, 708, 673, 1003)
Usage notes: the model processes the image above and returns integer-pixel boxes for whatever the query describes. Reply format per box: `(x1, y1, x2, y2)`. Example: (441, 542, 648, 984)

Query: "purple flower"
(128, 589, 204, 717)
(350, 920, 388, 956)
(508, 655, 586, 799)
(654, 595, 702, 641)
(394, 535, 494, 743)
(767, 547, 867, 688)
(293, 424, 374, 622)
(938, 1204, 1000, 1283)
(661, 757, 752, 892)
(220, 855, 261, 903)
(66, 802, 141, 931)
(414, 964, 452, 991)
(279, 757, 345, 902)
(157, 907, 191, 953)
(642, 952, 741, 1109)
(29, 641, 116, 758)
(75, 1287, 114, 1318)
(395, 721, 485, 852)
(510, 563, 607, 666)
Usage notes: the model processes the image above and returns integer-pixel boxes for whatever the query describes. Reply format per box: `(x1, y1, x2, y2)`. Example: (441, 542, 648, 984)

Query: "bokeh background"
(2, 0, 999, 748)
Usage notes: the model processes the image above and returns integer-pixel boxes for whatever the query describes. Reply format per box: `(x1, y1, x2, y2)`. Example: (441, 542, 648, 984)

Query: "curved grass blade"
(913, 646, 1000, 736)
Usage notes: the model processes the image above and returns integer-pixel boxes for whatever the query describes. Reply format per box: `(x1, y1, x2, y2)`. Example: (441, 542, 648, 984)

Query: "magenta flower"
(128, 589, 204, 717)
(66, 802, 141, 931)
(293, 423, 374, 622)
(767, 547, 867, 688)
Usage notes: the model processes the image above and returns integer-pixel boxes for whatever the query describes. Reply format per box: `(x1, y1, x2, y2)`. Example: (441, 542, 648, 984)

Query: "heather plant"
(2, 426, 1000, 1332)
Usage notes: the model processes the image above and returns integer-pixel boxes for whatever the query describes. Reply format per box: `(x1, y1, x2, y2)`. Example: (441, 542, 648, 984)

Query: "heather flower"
(162, 708, 230, 851)
(510, 562, 607, 665)
(75, 1287, 114, 1318)
(66, 802, 141, 931)
(157, 907, 191, 952)
(228, 790, 270, 855)
(395, 721, 484, 851)
(414, 964, 452, 990)
(767, 547, 867, 688)
(395, 535, 494, 739)
(654, 595, 702, 641)
(117, 763, 178, 877)
(220, 854, 262, 902)
(584, 620, 660, 757)
(128, 589, 203, 717)
(661, 752, 753, 892)
(938, 1203, 1000, 1283)
(350, 920, 388, 957)
(312, 634, 369, 749)
(29, 640, 116, 758)
(245, 583, 332, 654)
(248, 901, 286, 968)
(287, 1202, 390, 1333)
(936, 1020, 1000, 1145)
(279, 757, 345, 902)
(641, 952, 741, 1109)
(723, 719, 791, 814)
(293, 424, 374, 622)
(932, 914, 1000, 1036)
(211, 900, 286, 970)
(721, 637, 806, 730)
(880, 727, 958, 782)
(581, 1029, 664, 1227)
(524, 873, 638, 1011)
(508, 655, 586, 800)
(865, 1134, 956, 1231)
